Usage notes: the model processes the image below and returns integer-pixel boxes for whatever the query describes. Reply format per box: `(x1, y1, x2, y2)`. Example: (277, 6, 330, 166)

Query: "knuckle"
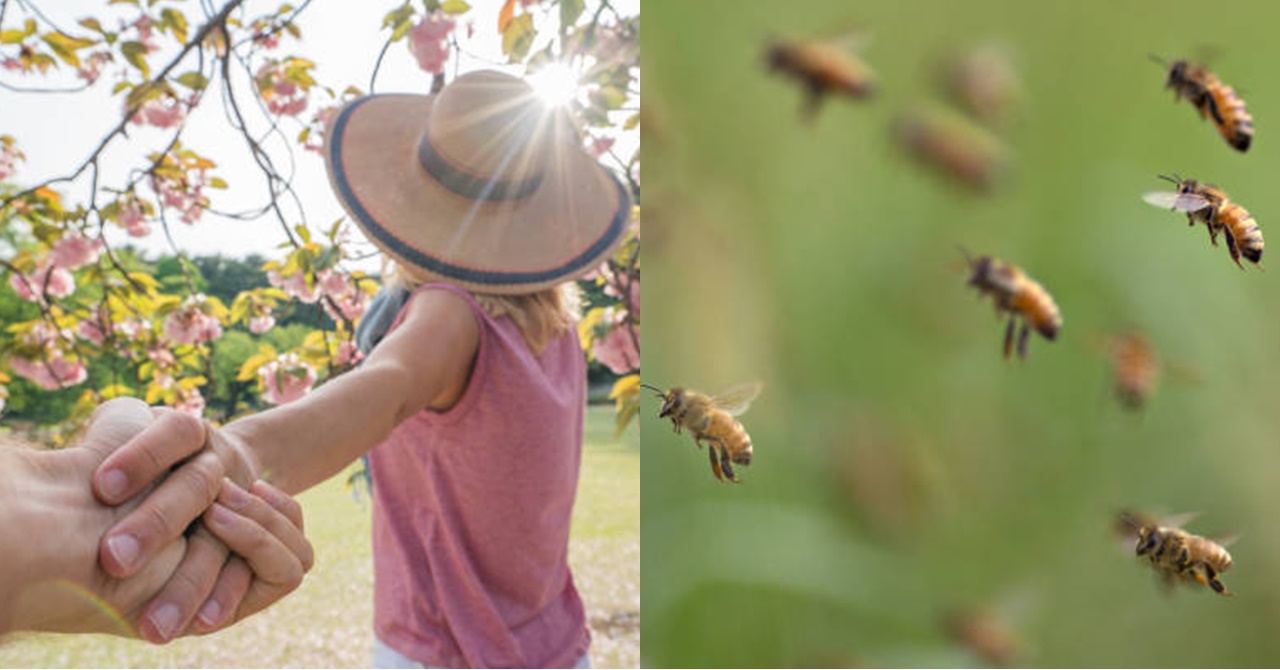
(176, 454, 224, 506)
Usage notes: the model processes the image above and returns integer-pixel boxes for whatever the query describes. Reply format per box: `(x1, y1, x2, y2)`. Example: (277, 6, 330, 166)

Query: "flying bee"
(766, 35, 875, 122)
(960, 251, 1062, 359)
(938, 44, 1022, 129)
(1116, 510, 1236, 596)
(1142, 175, 1263, 269)
(894, 105, 1010, 193)
(642, 382, 763, 483)
(1108, 331, 1160, 411)
(1154, 55, 1253, 152)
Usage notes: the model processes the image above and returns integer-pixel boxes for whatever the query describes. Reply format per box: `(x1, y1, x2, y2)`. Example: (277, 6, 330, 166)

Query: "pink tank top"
(368, 283, 589, 668)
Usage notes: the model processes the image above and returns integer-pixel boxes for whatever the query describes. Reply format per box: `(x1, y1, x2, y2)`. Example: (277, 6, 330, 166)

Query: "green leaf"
(623, 112, 640, 131)
(295, 224, 312, 244)
(0, 30, 26, 45)
(208, 176, 228, 189)
(175, 70, 208, 90)
(382, 4, 414, 30)
(120, 41, 150, 77)
(161, 9, 189, 44)
(440, 0, 471, 14)
(78, 18, 105, 34)
(560, 0, 585, 29)
(501, 13, 535, 62)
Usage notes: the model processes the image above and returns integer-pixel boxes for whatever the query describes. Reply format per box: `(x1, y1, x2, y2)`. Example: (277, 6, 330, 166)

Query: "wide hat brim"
(324, 93, 632, 294)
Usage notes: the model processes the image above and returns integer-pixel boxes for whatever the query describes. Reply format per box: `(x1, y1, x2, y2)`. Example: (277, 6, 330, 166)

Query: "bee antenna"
(1147, 52, 1168, 68)
(639, 383, 667, 396)
(955, 244, 976, 267)
(1156, 174, 1180, 185)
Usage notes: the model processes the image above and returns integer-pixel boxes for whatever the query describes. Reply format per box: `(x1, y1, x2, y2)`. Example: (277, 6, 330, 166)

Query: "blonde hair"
(386, 262, 580, 355)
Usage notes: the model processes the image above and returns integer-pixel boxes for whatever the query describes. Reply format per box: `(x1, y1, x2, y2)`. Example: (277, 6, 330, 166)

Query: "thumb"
(78, 397, 156, 462)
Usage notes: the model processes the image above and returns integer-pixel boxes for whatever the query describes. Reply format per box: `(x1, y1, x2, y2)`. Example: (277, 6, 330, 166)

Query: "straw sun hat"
(324, 69, 632, 294)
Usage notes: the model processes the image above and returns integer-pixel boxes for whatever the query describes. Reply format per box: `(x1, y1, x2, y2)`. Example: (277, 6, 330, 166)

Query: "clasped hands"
(4, 397, 312, 643)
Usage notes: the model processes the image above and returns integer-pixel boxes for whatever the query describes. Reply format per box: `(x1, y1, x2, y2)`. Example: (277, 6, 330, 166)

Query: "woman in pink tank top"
(89, 70, 631, 667)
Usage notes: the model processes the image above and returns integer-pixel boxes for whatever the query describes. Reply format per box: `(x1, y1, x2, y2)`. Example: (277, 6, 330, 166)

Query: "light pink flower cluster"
(0, 137, 22, 182)
(173, 385, 206, 417)
(267, 268, 321, 303)
(77, 51, 113, 84)
(252, 22, 281, 50)
(163, 295, 223, 345)
(10, 355, 88, 390)
(592, 315, 639, 375)
(9, 323, 87, 390)
(0, 58, 21, 72)
(133, 15, 159, 52)
(334, 338, 363, 367)
(51, 233, 104, 270)
(408, 13, 455, 74)
(77, 320, 107, 346)
(9, 264, 75, 303)
(588, 136, 615, 158)
(117, 199, 151, 237)
(258, 352, 317, 405)
(249, 311, 276, 335)
(301, 106, 336, 154)
(320, 272, 370, 323)
(151, 164, 208, 224)
(126, 95, 186, 129)
(256, 61, 308, 116)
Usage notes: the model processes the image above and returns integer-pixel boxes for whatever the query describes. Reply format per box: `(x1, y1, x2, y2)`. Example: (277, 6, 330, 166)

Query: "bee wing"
(1142, 191, 1212, 212)
(1210, 533, 1240, 549)
(710, 382, 765, 416)
(1162, 511, 1200, 529)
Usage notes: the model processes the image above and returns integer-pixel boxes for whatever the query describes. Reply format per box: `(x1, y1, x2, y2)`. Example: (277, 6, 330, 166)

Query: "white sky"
(1, 0, 638, 273)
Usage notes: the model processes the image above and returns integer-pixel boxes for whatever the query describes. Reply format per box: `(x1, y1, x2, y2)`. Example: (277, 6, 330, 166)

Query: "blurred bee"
(939, 45, 1022, 128)
(946, 609, 1022, 667)
(766, 35, 875, 122)
(1142, 175, 1263, 269)
(642, 382, 763, 483)
(894, 105, 1010, 193)
(1154, 55, 1253, 152)
(1108, 331, 1160, 411)
(961, 251, 1062, 359)
(1117, 510, 1235, 596)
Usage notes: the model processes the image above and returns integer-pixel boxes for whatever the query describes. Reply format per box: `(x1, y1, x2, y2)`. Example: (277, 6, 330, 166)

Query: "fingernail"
(148, 602, 180, 641)
(196, 599, 221, 628)
(106, 533, 140, 571)
(220, 478, 250, 510)
(100, 469, 127, 501)
(209, 502, 235, 526)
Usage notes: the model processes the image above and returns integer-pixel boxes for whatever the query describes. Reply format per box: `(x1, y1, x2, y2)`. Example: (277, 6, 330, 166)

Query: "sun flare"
(528, 62, 579, 108)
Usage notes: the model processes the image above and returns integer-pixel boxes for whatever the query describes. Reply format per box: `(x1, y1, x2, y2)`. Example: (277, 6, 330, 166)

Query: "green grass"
(643, 0, 1280, 666)
(0, 405, 638, 668)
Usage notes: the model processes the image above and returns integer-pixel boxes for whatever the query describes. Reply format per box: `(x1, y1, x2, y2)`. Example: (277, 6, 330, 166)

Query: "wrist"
(0, 446, 109, 632)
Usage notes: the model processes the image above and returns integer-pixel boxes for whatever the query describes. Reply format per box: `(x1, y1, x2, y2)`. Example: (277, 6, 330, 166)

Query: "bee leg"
(1003, 317, 1016, 359)
(801, 86, 825, 123)
(1224, 231, 1244, 269)
(718, 445, 740, 484)
(707, 442, 724, 482)
(1017, 322, 1031, 360)
(1203, 565, 1233, 596)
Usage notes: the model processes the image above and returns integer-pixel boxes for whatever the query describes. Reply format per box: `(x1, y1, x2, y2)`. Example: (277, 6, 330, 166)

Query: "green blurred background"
(641, 0, 1280, 666)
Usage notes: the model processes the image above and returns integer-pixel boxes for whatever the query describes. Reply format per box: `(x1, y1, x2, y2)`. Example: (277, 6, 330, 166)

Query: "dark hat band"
(417, 132, 545, 201)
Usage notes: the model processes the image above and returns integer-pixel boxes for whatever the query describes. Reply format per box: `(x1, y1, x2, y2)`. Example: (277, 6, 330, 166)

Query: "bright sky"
(2, 0, 638, 272)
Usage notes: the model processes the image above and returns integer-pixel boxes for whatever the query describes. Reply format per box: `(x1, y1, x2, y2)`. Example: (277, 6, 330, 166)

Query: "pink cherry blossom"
(163, 297, 223, 345)
(126, 96, 186, 129)
(256, 61, 309, 117)
(259, 353, 317, 405)
(174, 386, 205, 417)
(592, 324, 639, 374)
(319, 273, 371, 323)
(408, 14, 455, 74)
(0, 58, 21, 72)
(151, 166, 208, 224)
(10, 354, 89, 391)
(118, 200, 151, 237)
(249, 313, 276, 334)
(0, 138, 22, 182)
(77, 51, 112, 84)
(334, 338, 363, 367)
(9, 264, 75, 302)
(77, 320, 107, 346)
(268, 269, 321, 303)
(588, 136, 615, 158)
(51, 233, 104, 270)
